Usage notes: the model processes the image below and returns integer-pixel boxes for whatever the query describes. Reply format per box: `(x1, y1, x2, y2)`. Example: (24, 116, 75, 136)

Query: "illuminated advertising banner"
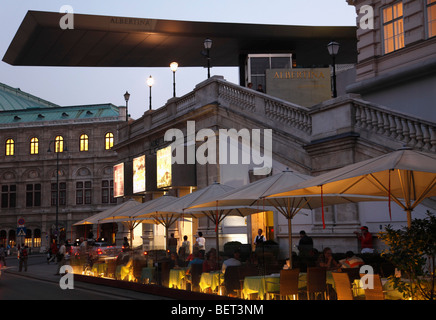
(157, 146, 172, 188)
(113, 163, 124, 197)
(133, 155, 146, 193)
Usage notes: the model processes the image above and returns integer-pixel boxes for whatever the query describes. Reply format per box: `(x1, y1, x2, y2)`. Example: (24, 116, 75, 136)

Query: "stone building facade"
(0, 82, 125, 251)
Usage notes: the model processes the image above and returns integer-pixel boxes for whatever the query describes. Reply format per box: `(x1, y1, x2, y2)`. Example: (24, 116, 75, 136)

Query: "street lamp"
(124, 91, 130, 122)
(170, 62, 178, 98)
(47, 137, 68, 245)
(204, 38, 212, 79)
(146, 75, 154, 110)
(327, 41, 340, 98)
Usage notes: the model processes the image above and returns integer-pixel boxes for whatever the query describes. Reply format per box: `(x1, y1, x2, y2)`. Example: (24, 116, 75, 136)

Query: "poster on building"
(133, 155, 146, 193)
(157, 146, 172, 189)
(113, 163, 124, 197)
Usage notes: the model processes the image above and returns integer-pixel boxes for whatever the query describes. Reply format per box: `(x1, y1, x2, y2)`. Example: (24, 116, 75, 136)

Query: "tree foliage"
(380, 211, 436, 300)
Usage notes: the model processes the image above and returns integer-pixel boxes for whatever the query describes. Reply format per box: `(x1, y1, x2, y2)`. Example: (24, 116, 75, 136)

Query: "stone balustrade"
(119, 76, 436, 154)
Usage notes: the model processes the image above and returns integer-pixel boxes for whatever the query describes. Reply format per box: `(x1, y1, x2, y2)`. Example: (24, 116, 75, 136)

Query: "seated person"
(202, 248, 219, 272)
(339, 251, 364, 268)
(317, 247, 341, 271)
(169, 252, 183, 269)
(186, 249, 204, 275)
(221, 249, 242, 274)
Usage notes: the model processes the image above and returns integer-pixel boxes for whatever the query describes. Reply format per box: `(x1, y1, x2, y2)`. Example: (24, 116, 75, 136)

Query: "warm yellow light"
(170, 62, 178, 72)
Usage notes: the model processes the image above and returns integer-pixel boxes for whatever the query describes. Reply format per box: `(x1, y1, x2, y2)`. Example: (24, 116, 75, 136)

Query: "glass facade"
(246, 54, 293, 92)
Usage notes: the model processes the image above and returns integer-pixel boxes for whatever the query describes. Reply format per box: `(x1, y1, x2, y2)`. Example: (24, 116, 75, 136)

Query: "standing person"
(254, 228, 265, 246)
(48, 240, 58, 264)
(178, 235, 191, 265)
(297, 230, 314, 271)
(18, 245, 28, 272)
(195, 232, 206, 257)
(55, 241, 67, 275)
(297, 230, 314, 256)
(0, 244, 6, 267)
(354, 226, 374, 253)
(168, 233, 178, 255)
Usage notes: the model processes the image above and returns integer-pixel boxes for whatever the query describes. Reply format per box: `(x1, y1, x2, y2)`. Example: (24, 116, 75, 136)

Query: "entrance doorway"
(250, 211, 274, 249)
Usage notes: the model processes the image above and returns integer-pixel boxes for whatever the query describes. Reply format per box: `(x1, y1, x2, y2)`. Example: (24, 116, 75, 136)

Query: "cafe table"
(169, 267, 187, 289)
(199, 271, 224, 292)
(298, 271, 335, 289)
(115, 264, 132, 281)
(353, 277, 406, 300)
(242, 274, 280, 300)
(91, 262, 107, 277)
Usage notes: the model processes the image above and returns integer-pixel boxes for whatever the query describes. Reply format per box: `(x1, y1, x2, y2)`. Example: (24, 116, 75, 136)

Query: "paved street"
(1, 254, 170, 300)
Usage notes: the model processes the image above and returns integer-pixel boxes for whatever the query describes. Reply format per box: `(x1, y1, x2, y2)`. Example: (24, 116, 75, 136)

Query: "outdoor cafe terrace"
(66, 242, 411, 301)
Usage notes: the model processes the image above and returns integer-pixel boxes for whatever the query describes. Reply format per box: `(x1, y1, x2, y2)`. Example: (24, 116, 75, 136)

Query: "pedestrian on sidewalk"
(18, 245, 28, 272)
(55, 241, 67, 275)
(0, 244, 6, 267)
(48, 240, 57, 264)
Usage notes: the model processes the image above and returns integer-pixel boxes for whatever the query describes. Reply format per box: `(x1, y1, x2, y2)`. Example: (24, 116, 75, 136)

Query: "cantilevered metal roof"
(3, 11, 357, 68)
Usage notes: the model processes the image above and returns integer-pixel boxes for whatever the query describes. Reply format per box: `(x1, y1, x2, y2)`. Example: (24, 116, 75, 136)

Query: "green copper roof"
(0, 82, 120, 124)
(0, 82, 60, 111)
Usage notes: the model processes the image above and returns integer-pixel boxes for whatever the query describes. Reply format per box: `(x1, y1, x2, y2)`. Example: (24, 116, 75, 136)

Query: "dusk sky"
(0, 1, 356, 119)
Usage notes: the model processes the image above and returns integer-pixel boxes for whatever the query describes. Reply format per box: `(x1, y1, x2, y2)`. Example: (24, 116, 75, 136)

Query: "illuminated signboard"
(156, 146, 172, 188)
(113, 163, 124, 197)
(133, 155, 146, 193)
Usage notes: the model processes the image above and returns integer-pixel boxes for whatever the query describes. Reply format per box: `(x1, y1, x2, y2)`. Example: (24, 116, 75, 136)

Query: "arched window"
(30, 137, 39, 154)
(105, 132, 114, 150)
(55, 136, 64, 153)
(80, 134, 89, 152)
(6, 139, 14, 156)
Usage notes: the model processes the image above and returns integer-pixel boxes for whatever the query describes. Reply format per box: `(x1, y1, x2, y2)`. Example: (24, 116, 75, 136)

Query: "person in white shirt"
(195, 232, 206, 257)
(221, 250, 242, 273)
(55, 241, 67, 275)
(254, 229, 265, 246)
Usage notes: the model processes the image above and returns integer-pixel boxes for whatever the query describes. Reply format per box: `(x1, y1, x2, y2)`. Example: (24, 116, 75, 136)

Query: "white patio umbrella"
(73, 199, 142, 241)
(266, 148, 436, 228)
(189, 170, 387, 267)
(137, 183, 263, 261)
(99, 195, 180, 249)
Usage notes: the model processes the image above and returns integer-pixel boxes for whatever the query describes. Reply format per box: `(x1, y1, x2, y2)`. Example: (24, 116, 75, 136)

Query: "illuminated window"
(428, 0, 436, 38)
(105, 132, 114, 150)
(80, 134, 89, 152)
(383, 2, 404, 54)
(55, 136, 64, 153)
(5, 139, 14, 156)
(30, 137, 39, 155)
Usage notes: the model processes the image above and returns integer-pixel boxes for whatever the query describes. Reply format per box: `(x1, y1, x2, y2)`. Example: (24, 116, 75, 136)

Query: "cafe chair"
(332, 272, 354, 300)
(267, 268, 300, 300)
(340, 268, 361, 295)
(306, 267, 328, 300)
(186, 263, 203, 292)
(360, 273, 385, 300)
(223, 266, 244, 298)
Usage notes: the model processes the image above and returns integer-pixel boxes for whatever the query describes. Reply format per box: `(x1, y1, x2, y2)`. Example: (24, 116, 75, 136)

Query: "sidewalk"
(3, 254, 66, 284)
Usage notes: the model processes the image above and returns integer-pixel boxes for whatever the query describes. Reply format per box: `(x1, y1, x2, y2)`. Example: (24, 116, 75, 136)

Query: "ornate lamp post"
(47, 137, 68, 245)
(147, 75, 154, 110)
(124, 91, 130, 122)
(170, 62, 178, 98)
(204, 38, 212, 79)
(327, 41, 340, 98)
